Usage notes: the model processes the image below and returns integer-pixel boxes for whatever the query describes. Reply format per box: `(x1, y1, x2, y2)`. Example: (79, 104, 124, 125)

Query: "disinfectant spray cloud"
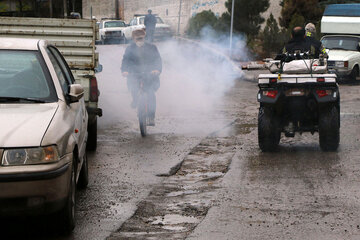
(154, 26, 247, 134)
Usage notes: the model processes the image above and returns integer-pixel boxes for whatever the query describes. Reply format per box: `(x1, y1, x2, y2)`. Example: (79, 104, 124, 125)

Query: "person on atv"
(280, 26, 322, 58)
(305, 23, 328, 58)
(121, 29, 162, 126)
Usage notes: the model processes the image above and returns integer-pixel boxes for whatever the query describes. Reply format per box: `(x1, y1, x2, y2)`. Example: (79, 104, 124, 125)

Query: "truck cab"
(321, 35, 360, 80)
(321, 4, 360, 81)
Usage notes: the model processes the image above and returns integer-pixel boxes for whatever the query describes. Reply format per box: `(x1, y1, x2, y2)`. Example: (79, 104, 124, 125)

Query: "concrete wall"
(83, 0, 117, 20)
(83, 0, 281, 34)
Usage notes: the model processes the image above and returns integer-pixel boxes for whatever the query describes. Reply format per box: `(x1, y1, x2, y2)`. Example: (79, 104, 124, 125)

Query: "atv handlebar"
(275, 51, 311, 62)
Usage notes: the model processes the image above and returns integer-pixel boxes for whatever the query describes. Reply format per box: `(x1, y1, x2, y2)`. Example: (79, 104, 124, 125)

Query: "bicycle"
(131, 72, 158, 137)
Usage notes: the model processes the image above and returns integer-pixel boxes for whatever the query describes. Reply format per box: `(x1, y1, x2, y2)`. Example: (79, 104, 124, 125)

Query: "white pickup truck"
(0, 17, 102, 150)
(99, 19, 127, 44)
(123, 15, 172, 42)
(321, 4, 360, 81)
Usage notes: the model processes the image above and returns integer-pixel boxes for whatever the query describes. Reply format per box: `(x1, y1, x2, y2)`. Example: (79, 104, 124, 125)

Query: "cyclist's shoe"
(148, 118, 155, 126)
(131, 100, 137, 109)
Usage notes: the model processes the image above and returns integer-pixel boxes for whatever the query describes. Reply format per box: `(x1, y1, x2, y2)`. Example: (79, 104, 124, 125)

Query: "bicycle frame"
(131, 72, 153, 137)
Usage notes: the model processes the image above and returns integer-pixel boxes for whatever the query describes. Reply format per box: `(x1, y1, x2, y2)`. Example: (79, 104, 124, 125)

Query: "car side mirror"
(68, 84, 84, 102)
(95, 63, 103, 73)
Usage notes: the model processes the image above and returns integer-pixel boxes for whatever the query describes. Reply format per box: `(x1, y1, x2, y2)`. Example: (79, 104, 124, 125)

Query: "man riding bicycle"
(121, 29, 162, 126)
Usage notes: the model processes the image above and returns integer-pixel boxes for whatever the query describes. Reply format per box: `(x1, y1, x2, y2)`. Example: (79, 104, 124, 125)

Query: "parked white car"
(99, 19, 127, 44)
(0, 38, 88, 233)
(123, 15, 172, 42)
(321, 35, 360, 81)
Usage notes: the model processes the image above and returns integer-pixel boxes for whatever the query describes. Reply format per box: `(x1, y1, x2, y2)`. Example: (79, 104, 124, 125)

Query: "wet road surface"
(2, 40, 360, 240)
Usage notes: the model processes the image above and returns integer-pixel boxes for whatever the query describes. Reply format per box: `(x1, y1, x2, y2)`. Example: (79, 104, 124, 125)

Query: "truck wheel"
(77, 152, 89, 189)
(319, 106, 340, 151)
(350, 65, 359, 81)
(87, 118, 97, 151)
(258, 107, 281, 152)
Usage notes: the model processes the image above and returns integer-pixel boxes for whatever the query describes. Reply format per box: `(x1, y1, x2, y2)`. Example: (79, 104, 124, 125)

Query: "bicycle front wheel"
(138, 95, 147, 137)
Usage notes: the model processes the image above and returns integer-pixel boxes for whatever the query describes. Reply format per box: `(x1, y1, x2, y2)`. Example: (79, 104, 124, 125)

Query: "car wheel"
(77, 151, 89, 189)
(87, 118, 97, 151)
(59, 162, 76, 234)
(350, 65, 359, 81)
(319, 106, 340, 151)
(258, 107, 281, 152)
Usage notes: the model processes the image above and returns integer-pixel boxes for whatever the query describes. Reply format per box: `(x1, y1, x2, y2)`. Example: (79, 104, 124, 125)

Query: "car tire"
(77, 151, 89, 189)
(350, 65, 359, 81)
(319, 106, 340, 151)
(87, 118, 97, 151)
(258, 107, 281, 152)
(59, 161, 76, 235)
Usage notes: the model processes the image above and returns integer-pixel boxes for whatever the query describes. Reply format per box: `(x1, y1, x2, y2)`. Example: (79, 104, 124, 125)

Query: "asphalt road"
(3, 40, 360, 240)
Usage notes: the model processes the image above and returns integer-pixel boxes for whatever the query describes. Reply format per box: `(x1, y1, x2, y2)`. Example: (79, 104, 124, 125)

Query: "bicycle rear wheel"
(138, 95, 147, 137)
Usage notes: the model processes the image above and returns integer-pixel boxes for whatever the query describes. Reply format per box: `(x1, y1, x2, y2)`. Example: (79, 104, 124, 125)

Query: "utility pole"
(229, 0, 235, 54)
(49, 0, 53, 17)
(119, 0, 124, 20)
(115, 0, 119, 19)
(63, 0, 68, 17)
(177, 0, 182, 35)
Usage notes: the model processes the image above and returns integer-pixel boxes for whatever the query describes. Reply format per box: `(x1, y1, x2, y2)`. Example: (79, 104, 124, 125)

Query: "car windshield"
(139, 17, 164, 24)
(321, 36, 359, 51)
(104, 21, 126, 28)
(0, 50, 56, 102)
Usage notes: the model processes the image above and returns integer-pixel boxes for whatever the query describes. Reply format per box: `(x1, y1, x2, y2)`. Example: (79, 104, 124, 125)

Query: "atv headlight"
(2, 146, 59, 166)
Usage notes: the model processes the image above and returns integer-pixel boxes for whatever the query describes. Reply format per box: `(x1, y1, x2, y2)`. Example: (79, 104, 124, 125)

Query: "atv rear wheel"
(319, 106, 340, 151)
(258, 107, 281, 152)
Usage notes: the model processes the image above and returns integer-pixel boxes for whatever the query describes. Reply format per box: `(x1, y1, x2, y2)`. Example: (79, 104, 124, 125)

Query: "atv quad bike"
(258, 52, 340, 152)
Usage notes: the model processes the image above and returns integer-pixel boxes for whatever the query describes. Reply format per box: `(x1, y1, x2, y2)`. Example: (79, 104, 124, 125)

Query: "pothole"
(107, 120, 254, 240)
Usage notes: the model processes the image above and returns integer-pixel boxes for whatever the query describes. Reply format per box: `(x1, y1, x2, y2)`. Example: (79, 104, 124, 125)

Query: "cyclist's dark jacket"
(121, 42, 162, 75)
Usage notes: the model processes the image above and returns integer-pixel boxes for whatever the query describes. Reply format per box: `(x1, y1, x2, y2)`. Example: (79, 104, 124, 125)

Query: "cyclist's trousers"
(127, 77, 160, 118)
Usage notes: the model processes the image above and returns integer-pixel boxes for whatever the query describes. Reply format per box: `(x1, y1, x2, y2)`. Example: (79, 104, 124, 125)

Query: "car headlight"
(335, 61, 348, 68)
(2, 146, 59, 166)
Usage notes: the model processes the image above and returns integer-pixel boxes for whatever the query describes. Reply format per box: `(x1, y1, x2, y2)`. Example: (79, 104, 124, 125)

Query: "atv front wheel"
(258, 107, 281, 152)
